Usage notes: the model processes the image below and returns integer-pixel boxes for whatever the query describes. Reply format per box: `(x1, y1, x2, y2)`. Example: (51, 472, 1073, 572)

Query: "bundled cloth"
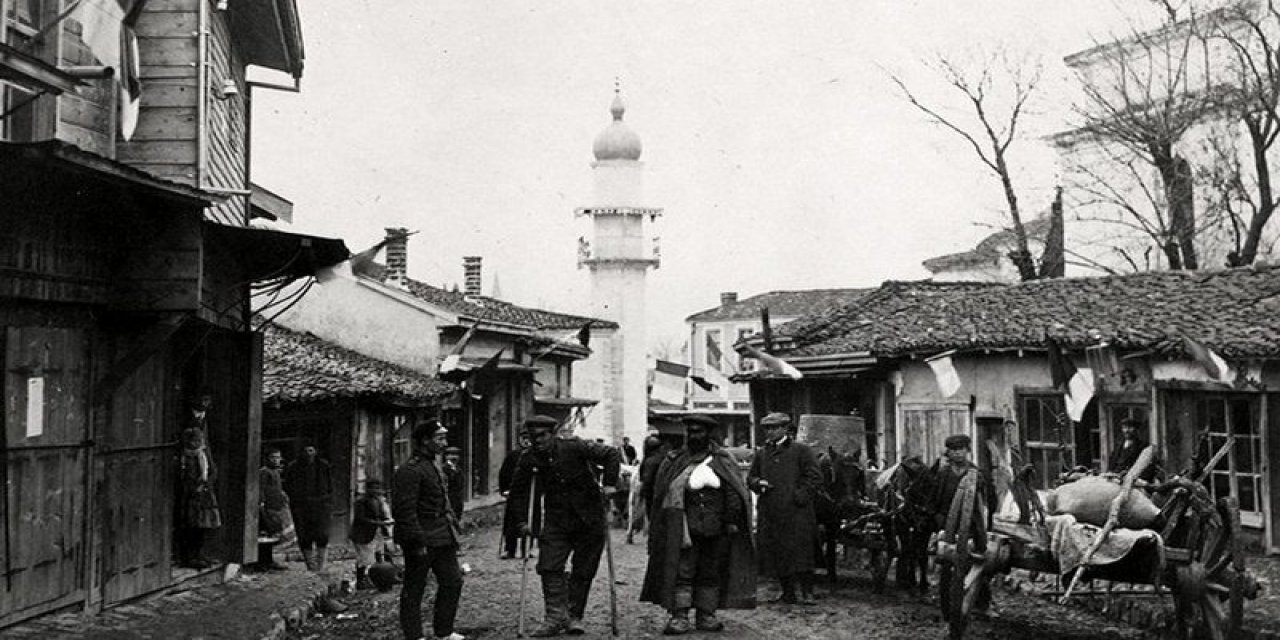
(1047, 513, 1163, 574)
(1047, 476, 1160, 529)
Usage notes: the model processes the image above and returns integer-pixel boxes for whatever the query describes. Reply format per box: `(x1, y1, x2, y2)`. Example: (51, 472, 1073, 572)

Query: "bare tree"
(1065, 12, 1223, 269)
(889, 51, 1048, 281)
(1201, 0, 1280, 265)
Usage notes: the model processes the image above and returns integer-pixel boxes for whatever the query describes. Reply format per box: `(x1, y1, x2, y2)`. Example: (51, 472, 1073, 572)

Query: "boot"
(565, 617, 586, 635)
(775, 578, 797, 604)
(356, 567, 373, 590)
(694, 587, 724, 631)
(530, 573, 570, 637)
(316, 546, 329, 573)
(798, 574, 817, 606)
(566, 572, 590, 634)
(302, 548, 317, 572)
(663, 609, 692, 635)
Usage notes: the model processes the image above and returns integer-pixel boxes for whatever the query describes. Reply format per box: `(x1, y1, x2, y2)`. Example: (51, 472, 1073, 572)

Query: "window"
(1198, 396, 1263, 527)
(1019, 394, 1074, 489)
(736, 327, 756, 372)
(1104, 403, 1147, 472)
(1, 0, 51, 142)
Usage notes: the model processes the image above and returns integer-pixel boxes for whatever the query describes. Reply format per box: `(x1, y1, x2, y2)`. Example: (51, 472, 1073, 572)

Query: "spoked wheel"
(938, 469, 982, 640)
(1171, 496, 1252, 640)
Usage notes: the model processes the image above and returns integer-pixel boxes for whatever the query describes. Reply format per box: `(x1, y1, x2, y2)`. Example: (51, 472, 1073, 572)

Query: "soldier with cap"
(392, 421, 465, 640)
(510, 415, 621, 637)
(747, 412, 822, 605)
(641, 414, 755, 634)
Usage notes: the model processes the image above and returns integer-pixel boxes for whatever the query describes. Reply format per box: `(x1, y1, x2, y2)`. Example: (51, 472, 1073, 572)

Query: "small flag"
(1085, 343, 1120, 378)
(706, 332, 724, 371)
(689, 375, 718, 392)
(438, 322, 478, 375)
(463, 349, 504, 398)
(925, 351, 961, 397)
(576, 321, 593, 348)
(650, 359, 688, 406)
(1181, 334, 1235, 383)
(744, 344, 803, 380)
(1045, 337, 1077, 390)
(1064, 367, 1095, 421)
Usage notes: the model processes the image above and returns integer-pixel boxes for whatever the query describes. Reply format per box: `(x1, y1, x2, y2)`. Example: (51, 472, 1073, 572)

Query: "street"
(289, 525, 1151, 640)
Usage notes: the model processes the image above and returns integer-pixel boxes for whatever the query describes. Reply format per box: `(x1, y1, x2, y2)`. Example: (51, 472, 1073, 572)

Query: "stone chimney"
(384, 227, 409, 288)
(720, 291, 738, 306)
(463, 256, 482, 297)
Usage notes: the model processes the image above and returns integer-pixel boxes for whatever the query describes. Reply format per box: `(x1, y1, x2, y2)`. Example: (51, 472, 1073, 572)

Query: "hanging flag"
(576, 320, 593, 348)
(689, 375, 718, 392)
(925, 351, 961, 397)
(706, 332, 724, 371)
(744, 344, 803, 380)
(1045, 337, 1077, 390)
(463, 349, 504, 399)
(1064, 367, 1095, 421)
(650, 359, 689, 406)
(119, 25, 140, 140)
(1181, 333, 1235, 383)
(1085, 343, 1120, 378)
(438, 322, 479, 375)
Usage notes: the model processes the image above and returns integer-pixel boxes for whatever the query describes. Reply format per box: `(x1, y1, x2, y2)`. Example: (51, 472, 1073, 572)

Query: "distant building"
(682, 288, 871, 444)
(922, 215, 1052, 284)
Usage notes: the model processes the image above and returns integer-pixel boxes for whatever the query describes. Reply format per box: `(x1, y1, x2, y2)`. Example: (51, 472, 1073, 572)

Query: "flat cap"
(682, 414, 719, 430)
(523, 415, 559, 432)
(944, 434, 972, 450)
(760, 412, 792, 427)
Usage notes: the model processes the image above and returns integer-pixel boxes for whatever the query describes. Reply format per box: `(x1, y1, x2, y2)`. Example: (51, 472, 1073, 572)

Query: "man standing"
(255, 446, 290, 571)
(641, 415, 755, 634)
(284, 440, 334, 572)
(620, 436, 638, 465)
(444, 446, 466, 520)
(1109, 417, 1149, 476)
(927, 434, 995, 614)
(511, 415, 621, 637)
(393, 421, 465, 640)
(176, 390, 221, 569)
(747, 412, 821, 605)
(498, 434, 533, 559)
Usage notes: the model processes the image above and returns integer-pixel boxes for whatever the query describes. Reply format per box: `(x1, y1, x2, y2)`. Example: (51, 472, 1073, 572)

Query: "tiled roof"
(402, 279, 616, 330)
(777, 268, 1280, 359)
(360, 262, 615, 331)
(685, 288, 874, 323)
(262, 324, 454, 405)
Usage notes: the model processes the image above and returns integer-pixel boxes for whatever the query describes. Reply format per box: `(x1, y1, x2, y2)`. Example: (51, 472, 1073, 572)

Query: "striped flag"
(925, 351, 961, 397)
(744, 344, 802, 380)
(1181, 334, 1235, 383)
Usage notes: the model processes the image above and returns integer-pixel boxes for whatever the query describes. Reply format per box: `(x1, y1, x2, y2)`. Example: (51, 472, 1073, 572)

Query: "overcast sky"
(251, 0, 1175, 351)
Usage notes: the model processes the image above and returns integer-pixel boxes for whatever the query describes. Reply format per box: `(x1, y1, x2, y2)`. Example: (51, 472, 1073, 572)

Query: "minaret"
(576, 86, 661, 448)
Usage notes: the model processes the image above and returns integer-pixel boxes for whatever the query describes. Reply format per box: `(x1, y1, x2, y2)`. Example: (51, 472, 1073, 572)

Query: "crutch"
(601, 484, 620, 637)
(517, 473, 537, 637)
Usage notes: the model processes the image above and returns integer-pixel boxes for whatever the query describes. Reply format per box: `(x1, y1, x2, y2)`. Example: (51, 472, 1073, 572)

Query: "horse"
(815, 447, 867, 584)
(875, 455, 933, 595)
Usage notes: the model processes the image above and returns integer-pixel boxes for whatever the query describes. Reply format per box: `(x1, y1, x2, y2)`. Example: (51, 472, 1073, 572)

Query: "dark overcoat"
(747, 437, 821, 577)
(640, 446, 757, 610)
(510, 437, 620, 535)
(392, 451, 459, 549)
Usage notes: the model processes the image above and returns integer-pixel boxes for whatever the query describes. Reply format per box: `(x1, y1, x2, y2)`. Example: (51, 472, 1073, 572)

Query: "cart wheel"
(1172, 496, 1248, 640)
(870, 549, 888, 594)
(939, 469, 979, 640)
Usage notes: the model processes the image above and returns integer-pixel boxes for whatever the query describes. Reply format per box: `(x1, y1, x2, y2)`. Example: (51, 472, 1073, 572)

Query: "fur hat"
(944, 434, 972, 450)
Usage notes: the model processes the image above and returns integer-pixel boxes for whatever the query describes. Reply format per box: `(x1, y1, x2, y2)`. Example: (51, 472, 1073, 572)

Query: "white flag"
(1065, 367, 1095, 421)
(926, 354, 961, 397)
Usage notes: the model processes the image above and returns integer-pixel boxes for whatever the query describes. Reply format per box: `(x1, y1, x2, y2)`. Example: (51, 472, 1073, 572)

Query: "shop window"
(1019, 394, 1074, 490)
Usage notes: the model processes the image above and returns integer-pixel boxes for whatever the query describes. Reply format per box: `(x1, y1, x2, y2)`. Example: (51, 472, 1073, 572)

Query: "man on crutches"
(510, 415, 621, 637)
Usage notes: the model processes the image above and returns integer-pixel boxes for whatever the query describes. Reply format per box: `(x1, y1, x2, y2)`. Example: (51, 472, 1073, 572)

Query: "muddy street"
(289, 525, 1151, 640)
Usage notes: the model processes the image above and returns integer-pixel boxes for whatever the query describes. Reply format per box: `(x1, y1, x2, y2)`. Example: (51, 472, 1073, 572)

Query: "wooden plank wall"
(0, 327, 91, 626)
(118, 0, 199, 185)
(204, 5, 248, 225)
(56, 6, 119, 155)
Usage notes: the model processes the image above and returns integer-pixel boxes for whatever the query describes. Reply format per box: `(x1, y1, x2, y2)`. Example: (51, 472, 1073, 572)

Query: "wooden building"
(260, 324, 454, 541)
(2, 0, 345, 628)
(742, 270, 1280, 552)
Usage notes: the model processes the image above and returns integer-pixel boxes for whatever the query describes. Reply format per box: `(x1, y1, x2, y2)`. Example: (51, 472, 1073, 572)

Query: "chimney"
(720, 291, 738, 306)
(384, 227, 409, 288)
(463, 256, 482, 297)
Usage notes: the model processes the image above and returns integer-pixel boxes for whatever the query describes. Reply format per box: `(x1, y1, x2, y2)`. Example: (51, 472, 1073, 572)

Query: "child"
(350, 479, 394, 589)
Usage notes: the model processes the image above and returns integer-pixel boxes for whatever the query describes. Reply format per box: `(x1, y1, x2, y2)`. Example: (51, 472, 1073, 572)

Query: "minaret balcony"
(579, 256, 660, 269)
(574, 206, 664, 221)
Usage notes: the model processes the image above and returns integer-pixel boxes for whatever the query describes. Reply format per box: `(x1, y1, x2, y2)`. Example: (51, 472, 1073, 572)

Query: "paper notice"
(26, 376, 44, 438)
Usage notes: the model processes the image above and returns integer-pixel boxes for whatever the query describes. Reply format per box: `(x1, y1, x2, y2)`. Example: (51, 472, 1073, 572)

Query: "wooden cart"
(933, 471, 1258, 640)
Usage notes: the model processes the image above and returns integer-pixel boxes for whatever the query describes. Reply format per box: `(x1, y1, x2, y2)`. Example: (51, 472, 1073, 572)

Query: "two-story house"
(683, 288, 870, 444)
(1, 0, 344, 627)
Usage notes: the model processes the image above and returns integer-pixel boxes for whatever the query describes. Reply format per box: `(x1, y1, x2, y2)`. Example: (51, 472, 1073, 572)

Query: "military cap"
(944, 434, 972, 450)
(523, 415, 559, 432)
(412, 419, 446, 441)
(760, 412, 792, 427)
(682, 414, 719, 431)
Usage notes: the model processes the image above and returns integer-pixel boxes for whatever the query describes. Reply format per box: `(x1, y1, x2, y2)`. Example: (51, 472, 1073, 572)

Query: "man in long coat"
(498, 434, 533, 559)
(641, 415, 755, 634)
(511, 415, 621, 636)
(747, 412, 822, 605)
(284, 440, 334, 572)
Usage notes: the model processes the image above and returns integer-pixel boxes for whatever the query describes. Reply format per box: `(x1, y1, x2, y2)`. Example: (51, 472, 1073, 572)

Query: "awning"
(2, 140, 218, 207)
(535, 396, 599, 408)
(203, 221, 349, 283)
(232, 0, 304, 77)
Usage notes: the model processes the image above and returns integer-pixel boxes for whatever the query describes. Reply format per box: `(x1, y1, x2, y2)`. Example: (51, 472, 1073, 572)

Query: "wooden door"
(1, 327, 91, 625)
(99, 354, 173, 604)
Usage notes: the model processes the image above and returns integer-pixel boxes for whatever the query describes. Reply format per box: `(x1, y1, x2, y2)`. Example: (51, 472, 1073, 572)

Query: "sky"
(250, 0, 1177, 352)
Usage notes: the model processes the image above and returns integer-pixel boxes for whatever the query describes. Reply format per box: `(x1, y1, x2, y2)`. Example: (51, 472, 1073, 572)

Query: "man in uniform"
(511, 415, 621, 637)
(641, 415, 755, 634)
(747, 412, 822, 605)
(393, 421, 465, 640)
